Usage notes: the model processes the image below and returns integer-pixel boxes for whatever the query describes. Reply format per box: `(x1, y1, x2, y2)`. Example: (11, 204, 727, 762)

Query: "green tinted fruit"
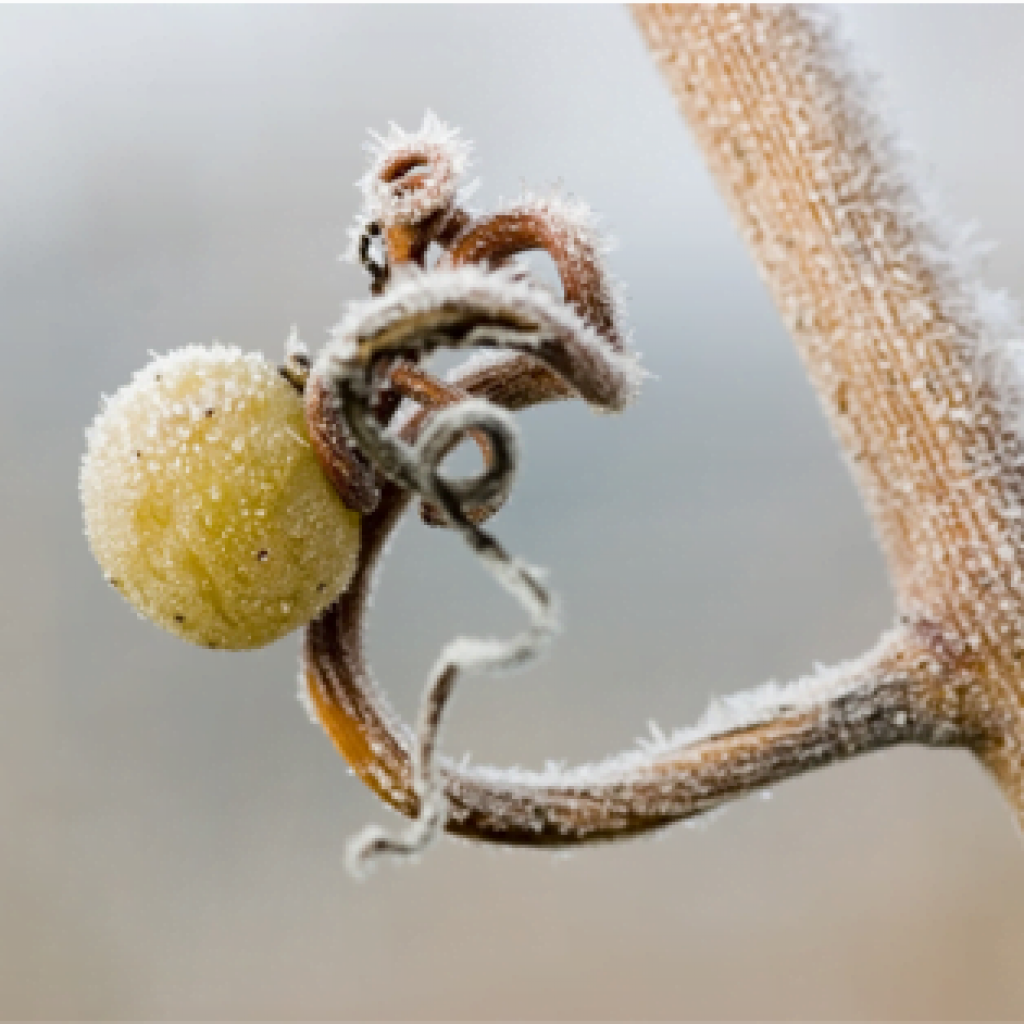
(80, 345, 361, 650)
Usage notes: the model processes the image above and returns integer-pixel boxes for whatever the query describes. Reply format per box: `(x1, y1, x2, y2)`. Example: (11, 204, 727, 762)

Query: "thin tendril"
(311, 119, 639, 870)
(332, 343, 559, 877)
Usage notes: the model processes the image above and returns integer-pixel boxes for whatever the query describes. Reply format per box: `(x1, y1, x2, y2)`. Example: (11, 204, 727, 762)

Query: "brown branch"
(303, 361, 980, 843)
(302, 302, 991, 848)
(301, 3, 1024, 857)
(632, 4, 1024, 814)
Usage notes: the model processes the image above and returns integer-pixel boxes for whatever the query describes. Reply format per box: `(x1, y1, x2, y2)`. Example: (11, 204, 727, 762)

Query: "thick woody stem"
(633, 4, 1024, 802)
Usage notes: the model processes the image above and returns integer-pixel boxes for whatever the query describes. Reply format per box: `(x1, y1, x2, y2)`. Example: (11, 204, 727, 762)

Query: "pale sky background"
(3, 5, 1024, 1019)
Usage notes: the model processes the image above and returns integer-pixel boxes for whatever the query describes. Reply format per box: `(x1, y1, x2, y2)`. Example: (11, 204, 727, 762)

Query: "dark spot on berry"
(108, 577, 122, 588)
(316, 582, 327, 593)
(135, 450, 142, 459)
(205, 408, 215, 418)
(256, 549, 269, 562)
(174, 614, 185, 624)
(155, 374, 162, 382)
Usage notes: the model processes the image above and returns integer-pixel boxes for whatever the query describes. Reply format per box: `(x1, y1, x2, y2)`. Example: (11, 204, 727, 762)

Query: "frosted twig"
(303, 23, 1024, 863)
(312, 254, 644, 872)
(304, 123, 641, 869)
(318, 311, 558, 874)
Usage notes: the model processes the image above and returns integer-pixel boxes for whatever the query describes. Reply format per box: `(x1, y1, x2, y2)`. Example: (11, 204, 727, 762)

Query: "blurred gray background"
(3, 4, 1024, 1019)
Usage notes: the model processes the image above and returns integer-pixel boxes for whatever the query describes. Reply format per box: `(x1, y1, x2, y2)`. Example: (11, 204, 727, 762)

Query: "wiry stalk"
(301, 5, 1024, 856)
(304, 396, 981, 846)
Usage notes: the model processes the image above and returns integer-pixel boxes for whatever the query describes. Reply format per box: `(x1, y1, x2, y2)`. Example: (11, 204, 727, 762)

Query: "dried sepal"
(345, 110, 476, 271)
(304, 372, 381, 515)
(359, 110, 472, 228)
(324, 265, 644, 411)
(443, 189, 629, 353)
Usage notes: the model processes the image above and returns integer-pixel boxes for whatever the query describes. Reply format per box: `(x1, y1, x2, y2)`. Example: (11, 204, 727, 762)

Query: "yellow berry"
(80, 345, 361, 650)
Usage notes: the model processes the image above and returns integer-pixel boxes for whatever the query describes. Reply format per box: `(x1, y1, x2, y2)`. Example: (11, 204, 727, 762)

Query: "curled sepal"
(443, 191, 627, 354)
(359, 110, 472, 228)
(320, 265, 645, 414)
(346, 111, 475, 270)
(304, 373, 380, 515)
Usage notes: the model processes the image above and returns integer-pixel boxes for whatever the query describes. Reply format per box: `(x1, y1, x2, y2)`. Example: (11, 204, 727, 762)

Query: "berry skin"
(80, 345, 362, 650)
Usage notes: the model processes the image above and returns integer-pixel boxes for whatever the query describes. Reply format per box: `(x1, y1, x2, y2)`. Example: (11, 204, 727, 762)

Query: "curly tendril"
(302, 117, 643, 873)
(302, 113, 970, 874)
(307, 266, 639, 875)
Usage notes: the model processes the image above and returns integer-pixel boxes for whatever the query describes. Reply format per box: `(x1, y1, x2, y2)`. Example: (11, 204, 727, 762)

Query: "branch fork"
(301, 3, 1024, 874)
